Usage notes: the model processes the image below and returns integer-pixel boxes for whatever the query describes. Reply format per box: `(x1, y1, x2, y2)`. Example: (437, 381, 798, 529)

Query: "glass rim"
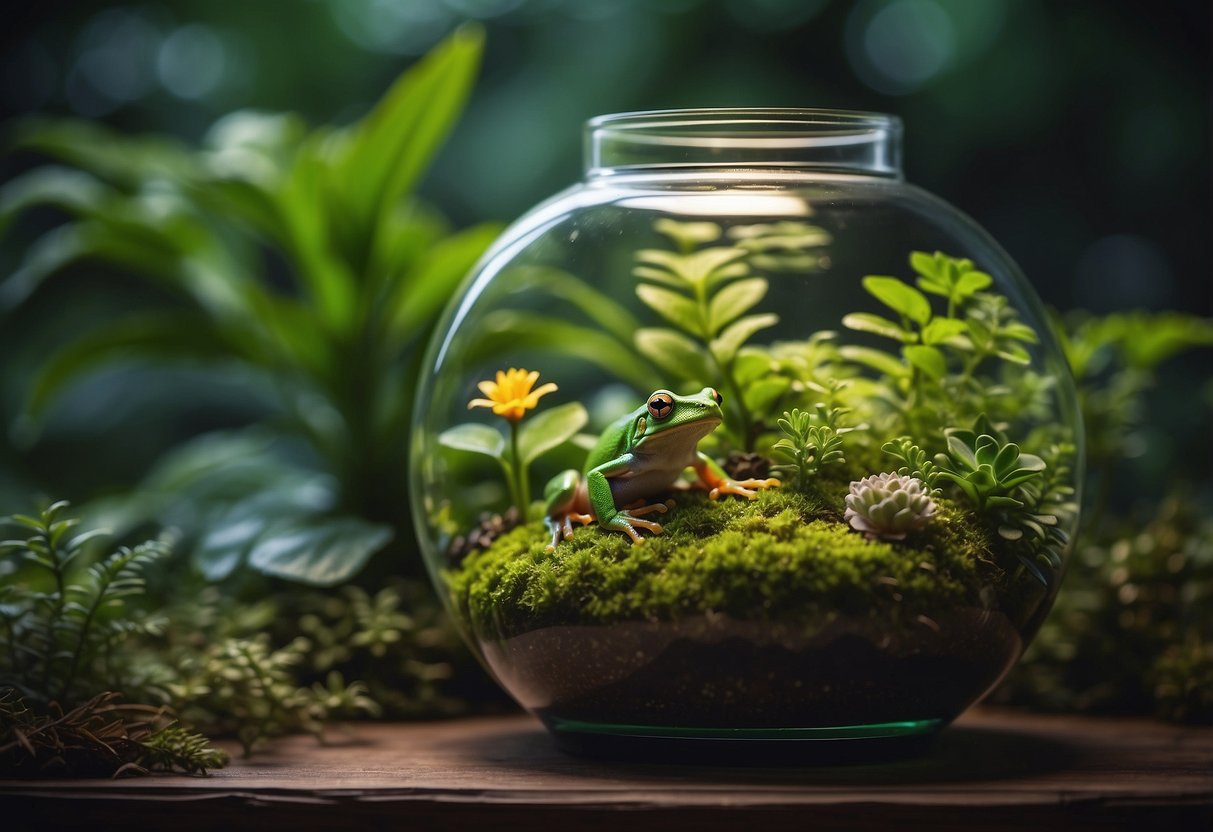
(586, 107, 901, 133)
(584, 108, 903, 178)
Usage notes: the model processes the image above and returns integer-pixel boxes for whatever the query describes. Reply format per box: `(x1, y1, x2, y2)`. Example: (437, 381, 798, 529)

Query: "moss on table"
(448, 487, 1003, 639)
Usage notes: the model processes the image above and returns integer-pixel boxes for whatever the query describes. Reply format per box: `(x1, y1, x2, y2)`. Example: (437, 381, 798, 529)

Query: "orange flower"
(468, 368, 558, 423)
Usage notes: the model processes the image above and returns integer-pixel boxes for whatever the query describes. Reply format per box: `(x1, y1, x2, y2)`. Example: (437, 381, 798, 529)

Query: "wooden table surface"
(2, 708, 1211, 831)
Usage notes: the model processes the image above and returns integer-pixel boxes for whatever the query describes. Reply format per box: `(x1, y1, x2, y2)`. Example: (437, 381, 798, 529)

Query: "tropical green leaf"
(0, 167, 109, 239)
(26, 313, 236, 420)
(707, 277, 768, 334)
(247, 515, 393, 586)
(955, 270, 993, 296)
(862, 276, 933, 325)
(742, 377, 790, 416)
(710, 313, 779, 363)
(842, 312, 914, 342)
(921, 317, 969, 345)
(505, 266, 642, 345)
(635, 327, 714, 383)
(518, 402, 588, 465)
(839, 345, 910, 378)
(438, 423, 505, 458)
(386, 222, 501, 346)
(277, 135, 358, 331)
(997, 345, 1033, 365)
(636, 284, 704, 335)
(343, 25, 483, 235)
(469, 310, 656, 389)
(192, 478, 333, 581)
(9, 117, 194, 187)
(653, 218, 721, 248)
(903, 344, 946, 379)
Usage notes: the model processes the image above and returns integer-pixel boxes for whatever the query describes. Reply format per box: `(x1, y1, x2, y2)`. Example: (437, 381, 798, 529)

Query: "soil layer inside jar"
(483, 608, 1022, 729)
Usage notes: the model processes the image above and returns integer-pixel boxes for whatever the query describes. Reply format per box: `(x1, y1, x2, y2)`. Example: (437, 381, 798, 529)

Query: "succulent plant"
(935, 417, 1045, 512)
(844, 472, 937, 541)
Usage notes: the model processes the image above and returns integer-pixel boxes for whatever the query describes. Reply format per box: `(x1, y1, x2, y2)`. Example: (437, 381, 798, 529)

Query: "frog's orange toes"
(561, 512, 594, 540)
(611, 513, 664, 544)
(708, 477, 781, 501)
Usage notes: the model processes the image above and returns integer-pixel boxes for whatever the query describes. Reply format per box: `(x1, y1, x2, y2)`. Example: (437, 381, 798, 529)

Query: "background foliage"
(0, 0, 1209, 741)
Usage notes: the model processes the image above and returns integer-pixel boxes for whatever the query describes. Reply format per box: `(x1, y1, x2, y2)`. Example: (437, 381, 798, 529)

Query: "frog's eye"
(647, 392, 674, 420)
(708, 388, 723, 406)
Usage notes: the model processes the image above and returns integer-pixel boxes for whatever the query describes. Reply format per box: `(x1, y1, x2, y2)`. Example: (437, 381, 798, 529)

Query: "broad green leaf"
(518, 402, 588, 465)
(654, 218, 721, 247)
(0, 167, 107, 240)
(201, 110, 307, 188)
(468, 310, 656, 390)
(386, 222, 501, 347)
(504, 266, 642, 346)
(634, 327, 714, 384)
(192, 477, 332, 580)
(707, 277, 768, 334)
(839, 345, 910, 378)
(743, 377, 790, 415)
(903, 344, 946, 379)
(710, 313, 778, 363)
(910, 251, 943, 282)
(842, 312, 914, 343)
(732, 349, 775, 385)
(9, 117, 194, 187)
(996, 345, 1033, 365)
(632, 264, 688, 288)
(277, 133, 358, 332)
(647, 247, 747, 286)
(343, 25, 483, 234)
(1001, 322, 1040, 343)
(862, 276, 933, 325)
(26, 313, 235, 420)
(921, 317, 969, 345)
(438, 423, 504, 457)
(636, 284, 704, 336)
(248, 515, 393, 586)
(955, 270, 992, 297)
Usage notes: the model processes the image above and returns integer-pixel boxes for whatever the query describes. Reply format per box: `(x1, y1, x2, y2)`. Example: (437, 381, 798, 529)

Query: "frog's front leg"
(587, 456, 668, 544)
(692, 451, 780, 500)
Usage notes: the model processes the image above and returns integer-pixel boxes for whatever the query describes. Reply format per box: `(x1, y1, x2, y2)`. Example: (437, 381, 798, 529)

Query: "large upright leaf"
(634, 327, 714, 384)
(386, 222, 501, 347)
(636, 284, 703, 336)
(343, 25, 484, 237)
(707, 277, 768, 334)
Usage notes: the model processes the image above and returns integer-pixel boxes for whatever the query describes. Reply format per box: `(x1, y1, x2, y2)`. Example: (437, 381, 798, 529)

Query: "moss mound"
(447, 486, 1001, 640)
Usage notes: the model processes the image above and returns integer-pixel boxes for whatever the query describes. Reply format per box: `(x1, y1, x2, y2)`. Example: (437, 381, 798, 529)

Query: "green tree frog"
(543, 387, 779, 550)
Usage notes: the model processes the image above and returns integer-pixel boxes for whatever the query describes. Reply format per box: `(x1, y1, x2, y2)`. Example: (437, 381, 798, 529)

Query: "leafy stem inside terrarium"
(842, 251, 1039, 438)
(632, 218, 830, 449)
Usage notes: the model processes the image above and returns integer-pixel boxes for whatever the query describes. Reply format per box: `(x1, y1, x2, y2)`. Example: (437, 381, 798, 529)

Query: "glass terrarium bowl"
(411, 109, 1082, 757)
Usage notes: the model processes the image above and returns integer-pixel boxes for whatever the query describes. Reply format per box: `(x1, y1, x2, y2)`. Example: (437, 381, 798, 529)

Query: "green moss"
(447, 485, 1005, 640)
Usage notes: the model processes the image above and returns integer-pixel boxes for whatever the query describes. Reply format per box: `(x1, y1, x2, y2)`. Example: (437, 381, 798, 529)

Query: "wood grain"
(2, 707, 1210, 831)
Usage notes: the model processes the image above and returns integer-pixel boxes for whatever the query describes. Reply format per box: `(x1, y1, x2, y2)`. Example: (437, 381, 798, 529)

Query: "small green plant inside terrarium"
(428, 217, 1079, 738)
